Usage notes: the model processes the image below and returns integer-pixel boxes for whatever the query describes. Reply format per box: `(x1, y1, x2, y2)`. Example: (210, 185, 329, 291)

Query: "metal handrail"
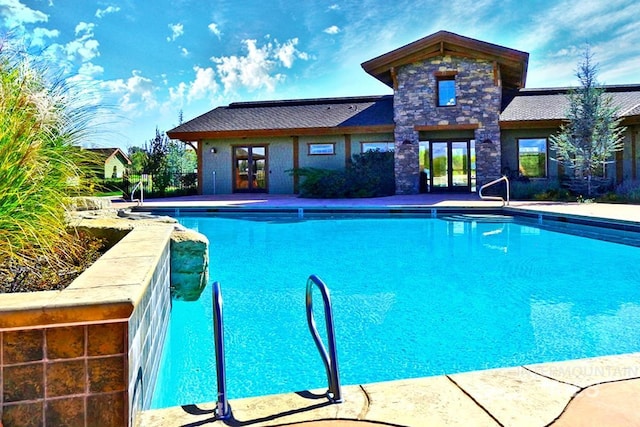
(130, 179, 144, 205)
(479, 175, 510, 206)
(212, 281, 231, 419)
(305, 275, 342, 403)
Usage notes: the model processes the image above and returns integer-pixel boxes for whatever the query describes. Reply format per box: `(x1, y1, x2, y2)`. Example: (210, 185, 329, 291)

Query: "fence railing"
(99, 172, 198, 199)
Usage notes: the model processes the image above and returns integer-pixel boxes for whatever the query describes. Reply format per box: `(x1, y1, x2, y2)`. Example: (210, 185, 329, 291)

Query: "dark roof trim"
(361, 30, 529, 90)
(515, 84, 640, 96)
(227, 95, 393, 109)
(168, 125, 396, 141)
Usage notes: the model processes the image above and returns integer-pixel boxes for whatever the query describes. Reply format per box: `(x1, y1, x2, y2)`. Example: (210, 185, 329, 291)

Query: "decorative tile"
(2, 401, 44, 427)
(3, 329, 43, 364)
(87, 392, 125, 427)
(3, 363, 44, 402)
(88, 323, 125, 356)
(45, 397, 85, 427)
(46, 360, 86, 397)
(88, 356, 126, 393)
(46, 326, 85, 359)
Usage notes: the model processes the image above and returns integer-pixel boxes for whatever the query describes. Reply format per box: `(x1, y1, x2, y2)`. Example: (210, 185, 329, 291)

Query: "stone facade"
(393, 55, 503, 194)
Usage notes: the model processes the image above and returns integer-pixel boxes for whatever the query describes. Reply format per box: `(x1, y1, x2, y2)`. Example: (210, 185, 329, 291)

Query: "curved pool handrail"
(305, 274, 342, 403)
(212, 281, 231, 419)
(479, 175, 509, 206)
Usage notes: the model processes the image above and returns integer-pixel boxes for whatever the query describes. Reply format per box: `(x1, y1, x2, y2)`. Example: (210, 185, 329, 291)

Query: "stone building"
(168, 31, 640, 195)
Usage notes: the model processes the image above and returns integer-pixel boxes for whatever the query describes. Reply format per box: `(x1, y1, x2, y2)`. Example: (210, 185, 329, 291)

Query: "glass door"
(427, 140, 475, 192)
(431, 142, 449, 190)
(234, 146, 267, 193)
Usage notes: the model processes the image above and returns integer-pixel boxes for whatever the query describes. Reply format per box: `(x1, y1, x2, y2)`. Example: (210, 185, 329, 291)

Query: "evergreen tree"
(549, 48, 626, 196)
(144, 127, 171, 193)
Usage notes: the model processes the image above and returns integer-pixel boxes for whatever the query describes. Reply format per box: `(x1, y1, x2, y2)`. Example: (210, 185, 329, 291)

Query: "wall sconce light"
(210, 147, 217, 154)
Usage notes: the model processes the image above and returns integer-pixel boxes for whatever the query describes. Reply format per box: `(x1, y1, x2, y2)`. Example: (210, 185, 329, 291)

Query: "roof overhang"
(361, 30, 529, 91)
(167, 124, 396, 141)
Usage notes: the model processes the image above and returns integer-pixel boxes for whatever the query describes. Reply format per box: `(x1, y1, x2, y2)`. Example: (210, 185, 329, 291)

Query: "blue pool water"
(151, 214, 640, 408)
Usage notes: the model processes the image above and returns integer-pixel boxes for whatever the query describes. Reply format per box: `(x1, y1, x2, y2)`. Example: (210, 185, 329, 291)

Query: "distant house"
(86, 147, 131, 179)
(168, 30, 640, 195)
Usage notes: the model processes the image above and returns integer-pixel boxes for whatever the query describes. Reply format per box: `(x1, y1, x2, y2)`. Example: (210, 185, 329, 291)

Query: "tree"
(127, 146, 147, 174)
(144, 127, 171, 193)
(549, 48, 626, 197)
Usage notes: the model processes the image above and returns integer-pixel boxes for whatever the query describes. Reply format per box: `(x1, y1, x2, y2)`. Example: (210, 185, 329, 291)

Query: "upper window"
(437, 76, 456, 106)
(362, 142, 394, 153)
(308, 143, 335, 155)
(518, 138, 547, 178)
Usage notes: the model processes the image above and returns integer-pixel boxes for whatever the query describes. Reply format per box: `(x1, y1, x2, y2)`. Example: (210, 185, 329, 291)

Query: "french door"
(233, 146, 267, 193)
(419, 140, 476, 192)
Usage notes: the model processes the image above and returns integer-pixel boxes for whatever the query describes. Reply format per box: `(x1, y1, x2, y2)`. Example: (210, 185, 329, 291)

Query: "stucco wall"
(200, 133, 395, 194)
(104, 156, 128, 179)
(501, 128, 561, 179)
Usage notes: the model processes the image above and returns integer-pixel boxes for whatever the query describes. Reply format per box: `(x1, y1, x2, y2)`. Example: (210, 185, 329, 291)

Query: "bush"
(0, 39, 100, 286)
(510, 180, 570, 201)
(290, 150, 395, 198)
(613, 180, 640, 203)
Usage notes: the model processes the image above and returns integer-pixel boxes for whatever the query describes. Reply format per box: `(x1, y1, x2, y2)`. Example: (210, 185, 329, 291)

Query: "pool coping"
(134, 196, 640, 426)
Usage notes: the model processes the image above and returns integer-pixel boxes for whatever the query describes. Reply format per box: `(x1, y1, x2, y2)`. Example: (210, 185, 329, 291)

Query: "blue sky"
(2, 0, 640, 151)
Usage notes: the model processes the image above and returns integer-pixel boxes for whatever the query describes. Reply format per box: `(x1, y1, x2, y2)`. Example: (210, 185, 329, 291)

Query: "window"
(518, 138, 547, 178)
(361, 142, 394, 152)
(308, 143, 335, 155)
(437, 76, 456, 106)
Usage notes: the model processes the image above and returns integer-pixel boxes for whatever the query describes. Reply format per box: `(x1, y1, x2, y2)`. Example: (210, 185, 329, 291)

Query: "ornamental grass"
(0, 40, 105, 292)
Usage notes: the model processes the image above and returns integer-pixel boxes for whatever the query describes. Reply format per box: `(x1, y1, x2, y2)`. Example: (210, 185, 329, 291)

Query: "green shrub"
(290, 150, 395, 198)
(510, 180, 570, 201)
(613, 180, 640, 203)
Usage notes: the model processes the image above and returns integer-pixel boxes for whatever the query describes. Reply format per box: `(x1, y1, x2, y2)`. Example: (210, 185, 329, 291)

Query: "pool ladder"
(211, 275, 342, 420)
(306, 274, 343, 403)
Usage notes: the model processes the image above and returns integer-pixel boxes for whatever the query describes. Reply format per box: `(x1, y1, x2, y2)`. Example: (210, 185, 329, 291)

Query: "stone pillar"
(394, 135, 419, 194)
(475, 125, 502, 187)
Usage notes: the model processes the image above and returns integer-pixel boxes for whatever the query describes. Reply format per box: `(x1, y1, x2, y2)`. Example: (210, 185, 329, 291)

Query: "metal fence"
(100, 172, 198, 199)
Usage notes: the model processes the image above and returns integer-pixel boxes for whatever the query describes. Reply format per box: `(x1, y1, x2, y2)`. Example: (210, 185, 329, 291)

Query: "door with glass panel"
(233, 146, 267, 193)
(424, 140, 475, 192)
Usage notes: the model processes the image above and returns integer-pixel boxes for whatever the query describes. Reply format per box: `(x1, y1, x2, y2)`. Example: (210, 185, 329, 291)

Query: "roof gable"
(86, 147, 131, 164)
(361, 30, 529, 91)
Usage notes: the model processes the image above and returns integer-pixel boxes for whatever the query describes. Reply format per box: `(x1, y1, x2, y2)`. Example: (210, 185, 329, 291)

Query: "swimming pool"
(151, 213, 640, 408)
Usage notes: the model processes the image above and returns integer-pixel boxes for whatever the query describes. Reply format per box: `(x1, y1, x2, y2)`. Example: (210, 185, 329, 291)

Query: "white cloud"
(0, 0, 48, 28)
(188, 66, 218, 102)
(102, 71, 157, 113)
(167, 23, 184, 42)
(275, 38, 303, 68)
(65, 23, 100, 63)
(95, 5, 121, 19)
(30, 27, 59, 47)
(75, 21, 93, 35)
(77, 62, 104, 77)
(328, 4, 340, 10)
(180, 47, 189, 57)
(208, 22, 221, 38)
(212, 38, 308, 93)
(324, 25, 340, 35)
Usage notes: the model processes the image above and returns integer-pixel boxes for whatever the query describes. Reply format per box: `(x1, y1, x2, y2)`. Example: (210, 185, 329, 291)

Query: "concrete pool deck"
(134, 194, 640, 427)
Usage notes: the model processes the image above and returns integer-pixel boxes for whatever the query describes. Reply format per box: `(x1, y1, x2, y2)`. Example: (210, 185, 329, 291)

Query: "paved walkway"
(135, 195, 640, 427)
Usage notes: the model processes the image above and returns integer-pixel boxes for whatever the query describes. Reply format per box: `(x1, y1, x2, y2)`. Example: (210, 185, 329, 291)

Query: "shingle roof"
(501, 85, 640, 122)
(168, 95, 394, 139)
